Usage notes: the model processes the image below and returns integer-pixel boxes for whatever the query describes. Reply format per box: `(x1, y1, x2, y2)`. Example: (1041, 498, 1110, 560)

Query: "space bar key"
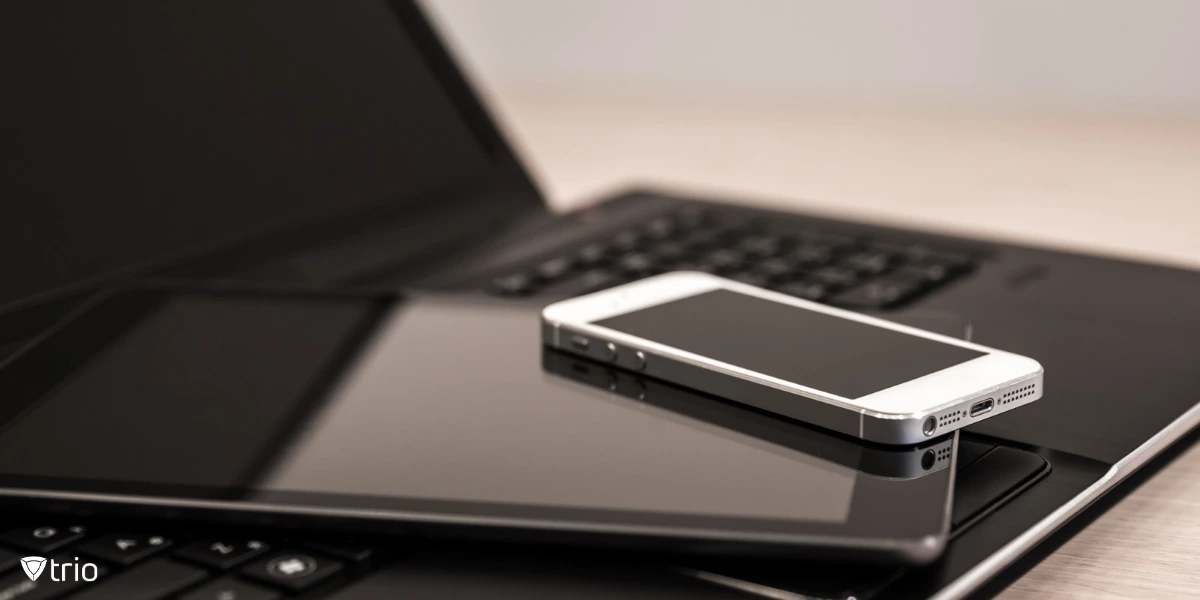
(71, 558, 207, 600)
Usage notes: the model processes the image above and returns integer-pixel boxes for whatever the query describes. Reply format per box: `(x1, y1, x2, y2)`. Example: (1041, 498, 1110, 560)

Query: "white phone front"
(542, 271, 1043, 444)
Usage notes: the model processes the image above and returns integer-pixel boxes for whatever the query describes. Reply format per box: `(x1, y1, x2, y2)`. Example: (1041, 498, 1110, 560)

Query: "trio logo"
(18, 556, 99, 583)
(19, 557, 45, 581)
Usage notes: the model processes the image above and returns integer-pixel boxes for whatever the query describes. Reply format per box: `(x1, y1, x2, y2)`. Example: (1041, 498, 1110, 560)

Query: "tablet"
(0, 289, 956, 562)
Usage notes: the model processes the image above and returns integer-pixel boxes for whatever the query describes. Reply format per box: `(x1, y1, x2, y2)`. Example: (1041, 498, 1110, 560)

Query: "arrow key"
(79, 533, 173, 566)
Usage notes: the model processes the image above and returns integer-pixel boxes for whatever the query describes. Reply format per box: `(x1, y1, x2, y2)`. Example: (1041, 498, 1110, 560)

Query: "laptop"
(0, 1, 1197, 598)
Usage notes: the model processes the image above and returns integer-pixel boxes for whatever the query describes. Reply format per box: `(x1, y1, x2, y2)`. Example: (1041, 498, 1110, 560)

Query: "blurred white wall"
(423, 0, 1200, 116)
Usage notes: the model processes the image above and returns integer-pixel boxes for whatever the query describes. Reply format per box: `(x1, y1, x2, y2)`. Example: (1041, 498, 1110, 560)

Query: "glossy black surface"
(0, 0, 540, 313)
(321, 551, 750, 600)
(596, 288, 984, 399)
(0, 290, 955, 556)
(543, 350, 959, 482)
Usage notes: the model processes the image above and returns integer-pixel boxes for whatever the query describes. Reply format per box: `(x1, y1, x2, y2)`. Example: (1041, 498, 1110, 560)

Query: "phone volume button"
(633, 351, 647, 370)
(603, 342, 618, 362)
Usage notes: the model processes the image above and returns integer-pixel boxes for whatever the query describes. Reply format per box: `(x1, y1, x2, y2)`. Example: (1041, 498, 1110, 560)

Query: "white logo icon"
(21, 557, 47, 582)
(19, 556, 100, 583)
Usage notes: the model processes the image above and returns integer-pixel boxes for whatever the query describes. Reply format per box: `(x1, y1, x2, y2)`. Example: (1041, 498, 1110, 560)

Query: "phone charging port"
(969, 399, 995, 417)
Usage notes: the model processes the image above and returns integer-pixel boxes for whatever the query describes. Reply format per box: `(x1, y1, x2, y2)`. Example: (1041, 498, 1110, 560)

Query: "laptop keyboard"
(0, 523, 380, 600)
(488, 206, 978, 309)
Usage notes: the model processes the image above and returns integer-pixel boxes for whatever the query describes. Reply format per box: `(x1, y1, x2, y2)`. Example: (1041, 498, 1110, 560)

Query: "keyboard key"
(714, 222, 757, 242)
(904, 253, 973, 279)
(534, 257, 574, 281)
(794, 228, 859, 249)
(179, 576, 281, 600)
(576, 242, 611, 266)
(788, 243, 837, 267)
(643, 217, 676, 240)
(775, 281, 829, 302)
(898, 261, 955, 284)
(242, 551, 342, 592)
(175, 539, 270, 570)
(703, 249, 745, 272)
(71, 558, 206, 600)
(617, 253, 658, 276)
(79, 533, 172, 566)
(809, 266, 858, 290)
(754, 257, 801, 280)
(738, 234, 784, 258)
(301, 540, 375, 563)
(681, 229, 722, 251)
(829, 278, 921, 309)
(611, 230, 643, 252)
(491, 273, 535, 296)
(841, 251, 893, 275)
(0, 555, 107, 600)
(0, 525, 86, 554)
(651, 240, 690, 264)
(874, 241, 973, 267)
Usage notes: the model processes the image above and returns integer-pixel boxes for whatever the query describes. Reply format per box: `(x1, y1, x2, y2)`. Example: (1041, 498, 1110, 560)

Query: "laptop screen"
(0, 1, 521, 310)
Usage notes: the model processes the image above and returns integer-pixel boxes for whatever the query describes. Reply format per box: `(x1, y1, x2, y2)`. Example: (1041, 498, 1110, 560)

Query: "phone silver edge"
(541, 272, 1043, 445)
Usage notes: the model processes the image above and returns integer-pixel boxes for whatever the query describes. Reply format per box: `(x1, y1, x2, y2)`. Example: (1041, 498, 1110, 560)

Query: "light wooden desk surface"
(490, 88, 1200, 599)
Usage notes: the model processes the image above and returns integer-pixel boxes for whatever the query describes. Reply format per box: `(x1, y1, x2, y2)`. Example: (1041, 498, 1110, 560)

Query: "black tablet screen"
(0, 292, 954, 544)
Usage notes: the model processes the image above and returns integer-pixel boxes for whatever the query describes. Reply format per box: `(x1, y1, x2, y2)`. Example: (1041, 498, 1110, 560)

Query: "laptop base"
(0, 189, 1196, 599)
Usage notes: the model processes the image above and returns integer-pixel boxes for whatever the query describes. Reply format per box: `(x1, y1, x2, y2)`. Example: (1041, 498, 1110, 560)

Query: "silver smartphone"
(541, 271, 1044, 444)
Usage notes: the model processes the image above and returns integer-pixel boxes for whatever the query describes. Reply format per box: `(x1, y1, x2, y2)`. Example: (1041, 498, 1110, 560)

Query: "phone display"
(0, 289, 955, 562)
(596, 288, 983, 399)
